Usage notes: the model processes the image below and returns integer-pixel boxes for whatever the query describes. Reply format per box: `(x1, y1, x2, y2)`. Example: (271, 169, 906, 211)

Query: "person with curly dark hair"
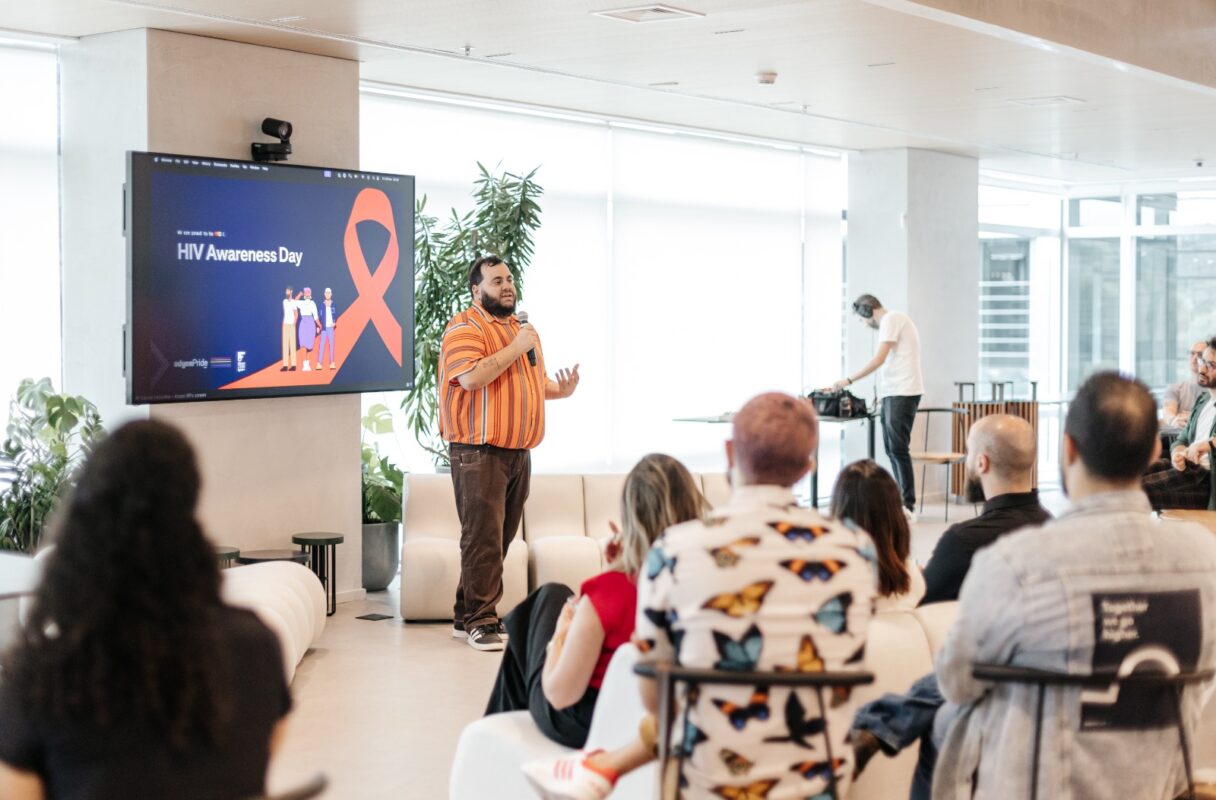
(0, 419, 292, 799)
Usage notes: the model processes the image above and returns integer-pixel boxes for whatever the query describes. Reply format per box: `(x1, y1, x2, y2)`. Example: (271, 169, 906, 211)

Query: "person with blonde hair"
(484, 453, 708, 749)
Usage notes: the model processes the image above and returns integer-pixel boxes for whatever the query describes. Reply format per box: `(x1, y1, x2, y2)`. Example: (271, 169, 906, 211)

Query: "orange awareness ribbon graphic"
(341, 188, 402, 365)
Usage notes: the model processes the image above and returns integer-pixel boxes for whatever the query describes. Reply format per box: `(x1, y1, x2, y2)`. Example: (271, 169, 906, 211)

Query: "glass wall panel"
(1137, 192, 1216, 227)
(1135, 235, 1216, 388)
(979, 237, 1031, 384)
(1067, 238, 1121, 389)
(1068, 196, 1121, 227)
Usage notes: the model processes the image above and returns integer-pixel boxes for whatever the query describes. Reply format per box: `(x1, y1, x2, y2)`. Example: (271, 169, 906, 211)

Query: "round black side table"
(235, 549, 309, 566)
(292, 532, 344, 616)
(214, 545, 240, 569)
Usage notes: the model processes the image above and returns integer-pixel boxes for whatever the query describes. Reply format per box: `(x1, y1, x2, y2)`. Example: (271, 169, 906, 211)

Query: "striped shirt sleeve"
(441, 318, 486, 385)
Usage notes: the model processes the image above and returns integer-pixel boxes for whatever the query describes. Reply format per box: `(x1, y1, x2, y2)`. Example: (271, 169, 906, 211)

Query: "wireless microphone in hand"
(516, 310, 537, 367)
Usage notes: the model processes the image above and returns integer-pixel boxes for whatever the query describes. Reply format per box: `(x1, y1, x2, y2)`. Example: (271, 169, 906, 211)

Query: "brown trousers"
(449, 443, 531, 629)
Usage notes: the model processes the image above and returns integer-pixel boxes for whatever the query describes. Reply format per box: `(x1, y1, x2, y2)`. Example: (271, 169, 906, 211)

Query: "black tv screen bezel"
(125, 150, 415, 405)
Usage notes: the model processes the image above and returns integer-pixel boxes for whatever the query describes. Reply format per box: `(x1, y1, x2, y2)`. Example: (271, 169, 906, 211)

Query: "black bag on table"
(808, 389, 868, 419)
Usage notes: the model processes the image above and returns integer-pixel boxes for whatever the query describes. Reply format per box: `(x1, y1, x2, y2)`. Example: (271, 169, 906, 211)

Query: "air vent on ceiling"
(592, 4, 705, 23)
(1008, 95, 1086, 107)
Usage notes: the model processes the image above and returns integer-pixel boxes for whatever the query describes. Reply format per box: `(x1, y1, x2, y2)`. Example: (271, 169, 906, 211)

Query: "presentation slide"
(127, 153, 415, 404)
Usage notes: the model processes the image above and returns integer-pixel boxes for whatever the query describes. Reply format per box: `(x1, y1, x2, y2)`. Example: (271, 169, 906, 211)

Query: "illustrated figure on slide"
(318, 287, 338, 370)
(280, 285, 298, 372)
(294, 287, 320, 372)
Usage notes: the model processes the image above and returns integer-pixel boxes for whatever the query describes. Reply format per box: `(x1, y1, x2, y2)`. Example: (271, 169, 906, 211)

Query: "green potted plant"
(361, 402, 404, 592)
(0, 377, 104, 553)
(403, 163, 544, 468)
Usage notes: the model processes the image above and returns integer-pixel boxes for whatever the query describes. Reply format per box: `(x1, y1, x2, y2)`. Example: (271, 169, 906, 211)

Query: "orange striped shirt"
(438, 304, 547, 450)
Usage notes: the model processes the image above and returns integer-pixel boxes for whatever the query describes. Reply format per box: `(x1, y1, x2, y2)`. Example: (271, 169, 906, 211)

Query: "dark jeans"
(852, 672, 944, 800)
(450, 443, 531, 630)
(882, 394, 921, 510)
(484, 583, 598, 749)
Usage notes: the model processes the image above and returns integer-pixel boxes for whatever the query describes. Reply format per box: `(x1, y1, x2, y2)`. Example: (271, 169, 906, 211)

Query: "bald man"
(921, 414, 1051, 604)
(1163, 340, 1207, 428)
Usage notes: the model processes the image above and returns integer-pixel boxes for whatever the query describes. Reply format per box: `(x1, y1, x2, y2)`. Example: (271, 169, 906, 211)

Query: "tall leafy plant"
(0, 378, 104, 552)
(403, 163, 543, 465)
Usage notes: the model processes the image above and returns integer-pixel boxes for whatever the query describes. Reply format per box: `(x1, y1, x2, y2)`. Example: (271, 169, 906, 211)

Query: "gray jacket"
(932, 490, 1216, 800)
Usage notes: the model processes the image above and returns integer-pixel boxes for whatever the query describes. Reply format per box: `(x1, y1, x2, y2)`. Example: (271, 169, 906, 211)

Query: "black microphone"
(516, 310, 537, 367)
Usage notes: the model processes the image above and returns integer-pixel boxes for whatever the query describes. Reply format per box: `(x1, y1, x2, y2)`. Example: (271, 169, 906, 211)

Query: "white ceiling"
(5, 0, 1216, 185)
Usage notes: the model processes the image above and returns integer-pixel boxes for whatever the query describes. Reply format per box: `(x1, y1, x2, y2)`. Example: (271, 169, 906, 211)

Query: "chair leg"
(813, 687, 840, 800)
(919, 464, 927, 514)
(1031, 682, 1045, 800)
(1173, 685, 1197, 800)
(943, 464, 950, 522)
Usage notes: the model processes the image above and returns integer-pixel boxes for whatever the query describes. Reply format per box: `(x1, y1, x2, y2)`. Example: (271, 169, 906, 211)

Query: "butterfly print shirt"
(634, 484, 877, 799)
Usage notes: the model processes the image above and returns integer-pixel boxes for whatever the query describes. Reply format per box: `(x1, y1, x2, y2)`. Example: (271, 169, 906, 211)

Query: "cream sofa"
(400, 472, 733, 622)
(450, 602, 958, 800)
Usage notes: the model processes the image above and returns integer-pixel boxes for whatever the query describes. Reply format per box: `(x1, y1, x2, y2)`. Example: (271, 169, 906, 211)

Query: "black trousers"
(450, 443, 531, 630)
(484, 583, 598, 749)
(882, 394, 921, 510)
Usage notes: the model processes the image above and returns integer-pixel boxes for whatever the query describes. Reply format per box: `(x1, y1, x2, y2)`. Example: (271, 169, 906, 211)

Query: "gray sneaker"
(467, 624, 505, 652)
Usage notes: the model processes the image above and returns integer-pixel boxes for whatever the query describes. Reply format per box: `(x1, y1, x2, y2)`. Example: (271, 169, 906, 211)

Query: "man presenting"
(833, 294, 923, 516)
(439, 255, 580, 652)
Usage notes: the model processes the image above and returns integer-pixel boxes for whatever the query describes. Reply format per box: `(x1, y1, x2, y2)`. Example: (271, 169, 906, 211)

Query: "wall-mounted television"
(125, 151, 415, 404)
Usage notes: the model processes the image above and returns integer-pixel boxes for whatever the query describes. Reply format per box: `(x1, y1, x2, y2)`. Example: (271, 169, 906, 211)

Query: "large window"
(977, 185, 1062, 395)
(1136, 234, 1216, 388)
(360, 90, 845, 479)
(0, 45, 61, 428)
(1066, 238, 1121, 389)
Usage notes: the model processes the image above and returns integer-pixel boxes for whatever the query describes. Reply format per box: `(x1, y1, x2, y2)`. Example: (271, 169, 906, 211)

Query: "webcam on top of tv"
(251, 117, 292, 163)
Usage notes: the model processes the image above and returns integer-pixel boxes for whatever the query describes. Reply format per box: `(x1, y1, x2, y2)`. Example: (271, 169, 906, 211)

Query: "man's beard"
(481, 292, 516, 318)
(964, 474, 986, 504)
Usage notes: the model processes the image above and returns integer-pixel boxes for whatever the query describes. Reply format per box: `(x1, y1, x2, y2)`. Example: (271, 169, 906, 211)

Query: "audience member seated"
(920, 414, 1050, 604)
(848, 415, 1048, 796)
(0, 420, 292, 800)
(933, 372, 1216, 799)
(830, 459, 925, 611)
(524, 392, 877, 800)
(485, 453, 708, 749)
(1144, 337, 1216, 511)
(1163, 340, 1207, 429)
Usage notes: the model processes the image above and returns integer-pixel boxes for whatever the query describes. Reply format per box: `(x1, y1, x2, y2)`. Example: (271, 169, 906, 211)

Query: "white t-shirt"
(297, 299, 318, 319)
(878, 310, 923, 397)
(281, 298, 297, 325)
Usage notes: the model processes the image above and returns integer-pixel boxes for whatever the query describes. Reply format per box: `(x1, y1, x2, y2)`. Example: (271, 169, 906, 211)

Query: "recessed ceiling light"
(713, 29, 745, 35)
(269, 15, 306, 23)
(973, 86, 1001, 92)
(1009, 95, 1086, 107)
(866, 61, 895, 68)
(592, 4, 706, 23)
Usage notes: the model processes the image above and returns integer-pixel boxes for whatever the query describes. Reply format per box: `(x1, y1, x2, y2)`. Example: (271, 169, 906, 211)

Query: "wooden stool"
(910, 407, 967, 520)
(1160, 509, 1216, 534)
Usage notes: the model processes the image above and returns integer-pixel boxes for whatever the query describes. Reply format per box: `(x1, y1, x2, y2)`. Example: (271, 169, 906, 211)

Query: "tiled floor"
(271, 492, 1064, 799)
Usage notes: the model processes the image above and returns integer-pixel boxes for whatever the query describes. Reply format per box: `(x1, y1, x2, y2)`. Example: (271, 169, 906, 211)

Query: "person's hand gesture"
(831, 379, 850, 392)
(554, 364, 581, 398)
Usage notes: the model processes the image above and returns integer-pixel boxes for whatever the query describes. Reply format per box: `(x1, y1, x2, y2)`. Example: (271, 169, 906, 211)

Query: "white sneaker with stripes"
(521, 750, 616, 800)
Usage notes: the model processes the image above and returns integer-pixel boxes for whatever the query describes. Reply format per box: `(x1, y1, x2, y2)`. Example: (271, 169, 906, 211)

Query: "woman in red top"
(484, 453, 708, 748)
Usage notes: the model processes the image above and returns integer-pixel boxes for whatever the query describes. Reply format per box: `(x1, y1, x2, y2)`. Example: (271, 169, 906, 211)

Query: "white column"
(845, 148, 979, 500)
(60, 30, 365, 602)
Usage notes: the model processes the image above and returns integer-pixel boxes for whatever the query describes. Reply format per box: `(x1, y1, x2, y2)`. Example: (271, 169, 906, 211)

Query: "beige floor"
(270, 492, 1063, 799)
